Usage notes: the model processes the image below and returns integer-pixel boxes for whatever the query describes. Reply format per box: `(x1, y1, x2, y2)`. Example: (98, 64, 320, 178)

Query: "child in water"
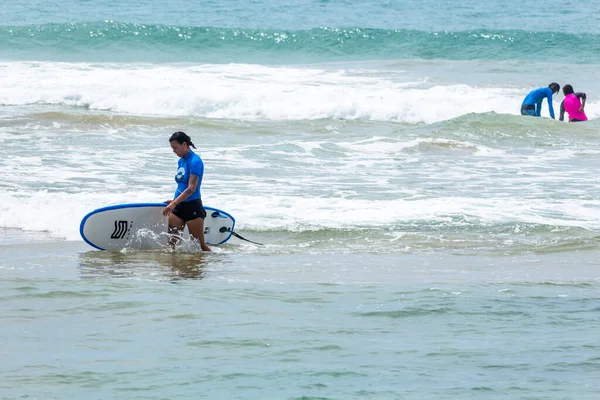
(559, 84, 587, 122)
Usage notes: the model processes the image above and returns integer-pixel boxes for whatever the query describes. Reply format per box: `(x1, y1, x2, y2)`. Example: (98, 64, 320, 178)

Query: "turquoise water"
(1, 1, 600, 399)
(1, 0, 600, 63)
(3, 23, 600, 63)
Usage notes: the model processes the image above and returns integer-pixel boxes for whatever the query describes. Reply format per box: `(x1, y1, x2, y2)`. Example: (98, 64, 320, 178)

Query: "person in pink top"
(559, 84, 587, 122)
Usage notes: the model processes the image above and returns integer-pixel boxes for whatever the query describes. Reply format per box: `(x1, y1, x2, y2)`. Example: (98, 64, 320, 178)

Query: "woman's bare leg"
(187, 217, 211, 252)
(167, 213, 186, 248)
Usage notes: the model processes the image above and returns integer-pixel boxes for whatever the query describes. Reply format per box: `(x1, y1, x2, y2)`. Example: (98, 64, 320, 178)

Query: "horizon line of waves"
(1, 24, 599, 62)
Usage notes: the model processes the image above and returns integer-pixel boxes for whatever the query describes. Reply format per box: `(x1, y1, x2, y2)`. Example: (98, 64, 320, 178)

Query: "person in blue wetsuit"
(162, 131, 211, 251)
(521, 82, 560, 118)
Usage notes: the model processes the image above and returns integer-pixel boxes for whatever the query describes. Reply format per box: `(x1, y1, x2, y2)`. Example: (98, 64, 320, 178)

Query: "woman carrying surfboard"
(162, 131, 211, 251)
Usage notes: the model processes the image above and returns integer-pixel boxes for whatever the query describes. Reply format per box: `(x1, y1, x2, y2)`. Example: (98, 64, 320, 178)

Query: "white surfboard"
(80, 203, 235, 251)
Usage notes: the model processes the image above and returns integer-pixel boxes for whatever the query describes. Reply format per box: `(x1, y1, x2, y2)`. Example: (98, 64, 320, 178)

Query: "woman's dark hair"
(169, 131, 196, 148)
(562, 84, 574, 96)
(548, 82, 560, 94)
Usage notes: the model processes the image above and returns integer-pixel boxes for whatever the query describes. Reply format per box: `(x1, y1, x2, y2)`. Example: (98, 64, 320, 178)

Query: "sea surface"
(1, 1, 600, 399)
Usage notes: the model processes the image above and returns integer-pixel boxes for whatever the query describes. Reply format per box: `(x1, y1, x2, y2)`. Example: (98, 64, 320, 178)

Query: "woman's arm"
(546, 90, 555, 119)
(162, 174, 199, 216)
(576, 92, 587, 112)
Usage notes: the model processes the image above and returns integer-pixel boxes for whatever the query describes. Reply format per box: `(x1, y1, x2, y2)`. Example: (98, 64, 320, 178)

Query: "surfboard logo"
(111, 220, 130, 239)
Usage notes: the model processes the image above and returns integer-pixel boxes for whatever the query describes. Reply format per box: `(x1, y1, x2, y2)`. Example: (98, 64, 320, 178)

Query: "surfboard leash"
(231, 231, 264, 245)
(219, 227, 264, 245)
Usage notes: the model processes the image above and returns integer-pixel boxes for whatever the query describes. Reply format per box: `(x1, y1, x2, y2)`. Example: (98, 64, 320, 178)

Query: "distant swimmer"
(520, 82, 560, 118)
(559, 84, 587, 122)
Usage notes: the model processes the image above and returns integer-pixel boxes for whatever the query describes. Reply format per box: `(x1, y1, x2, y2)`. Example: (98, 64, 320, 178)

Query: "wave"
(1, 184, 599, 245)
(7, 60, 595, 123)
(8, 111, 600, 153)
(1, 22, 600, 63)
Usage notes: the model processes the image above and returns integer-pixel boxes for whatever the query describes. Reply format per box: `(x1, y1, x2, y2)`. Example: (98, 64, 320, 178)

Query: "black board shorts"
(172, 199, 207, 222)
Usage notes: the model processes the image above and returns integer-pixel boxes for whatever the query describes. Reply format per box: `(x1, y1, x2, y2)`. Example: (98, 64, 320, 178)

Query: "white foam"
(2, 61, 599, 242)
(2, 186, 598, 241)
(0, 61, 529, 123)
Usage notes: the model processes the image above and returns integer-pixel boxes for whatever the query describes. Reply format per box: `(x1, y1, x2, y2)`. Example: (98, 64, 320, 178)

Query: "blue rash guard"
(521, 87, 555, 118)
(174, 150, 204, 202)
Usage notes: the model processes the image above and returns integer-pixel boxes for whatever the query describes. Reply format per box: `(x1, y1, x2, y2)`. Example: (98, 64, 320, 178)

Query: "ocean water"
(1, 1, 600, 399)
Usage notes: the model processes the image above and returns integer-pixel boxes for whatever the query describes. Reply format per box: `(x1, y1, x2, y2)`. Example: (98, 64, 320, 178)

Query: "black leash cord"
(231, 231, 264, 245)
(218, 226, 263, 245)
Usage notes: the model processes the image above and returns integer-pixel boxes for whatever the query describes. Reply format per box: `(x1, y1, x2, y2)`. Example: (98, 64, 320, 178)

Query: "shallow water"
(2, 242, 600, 399)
